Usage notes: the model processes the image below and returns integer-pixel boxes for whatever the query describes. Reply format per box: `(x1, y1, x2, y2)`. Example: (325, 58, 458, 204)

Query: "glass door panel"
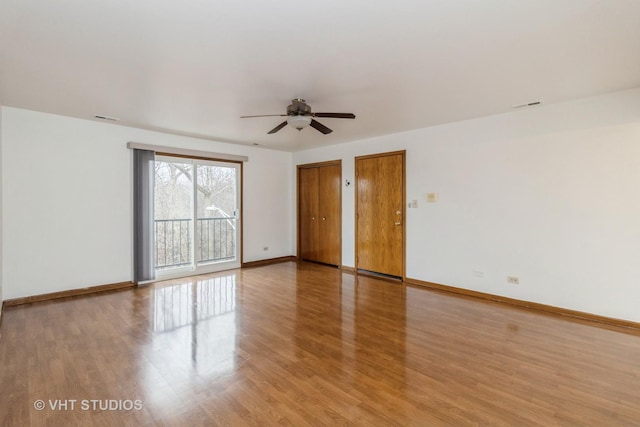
(154, 156, 241, 278)
(154, 159, 194, 272)
(196, 163, 238, 265)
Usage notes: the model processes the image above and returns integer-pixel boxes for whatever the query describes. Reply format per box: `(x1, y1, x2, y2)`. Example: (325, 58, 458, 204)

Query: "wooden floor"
(1, 262, 639, 426)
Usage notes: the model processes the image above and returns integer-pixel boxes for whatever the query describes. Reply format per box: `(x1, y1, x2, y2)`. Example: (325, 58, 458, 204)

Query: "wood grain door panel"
(356, 152, 404, 278)
(299, 167, 319, 261)
(298, 162, 341, 266)
(318, 164, 341, 265)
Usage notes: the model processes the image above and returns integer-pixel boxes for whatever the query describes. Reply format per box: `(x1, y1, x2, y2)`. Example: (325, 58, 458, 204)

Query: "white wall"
(242, 147, 293, 261)
(0, 107, 293, 300)
(294, 88, 640, 323)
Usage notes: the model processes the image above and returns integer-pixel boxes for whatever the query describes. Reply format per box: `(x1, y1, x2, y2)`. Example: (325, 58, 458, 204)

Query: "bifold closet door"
(298, 162, 341, 266)
(317, 164, 341, 265)
(299, 167, 320, 261)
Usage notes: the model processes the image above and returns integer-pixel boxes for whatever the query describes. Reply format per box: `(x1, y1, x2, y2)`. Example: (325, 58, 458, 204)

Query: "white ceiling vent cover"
(512, 101, 543, 109)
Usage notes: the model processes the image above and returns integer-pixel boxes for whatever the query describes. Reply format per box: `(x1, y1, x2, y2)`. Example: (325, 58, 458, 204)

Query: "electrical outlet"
(507, 276, 519, 285)
(263, 246, 269, 251)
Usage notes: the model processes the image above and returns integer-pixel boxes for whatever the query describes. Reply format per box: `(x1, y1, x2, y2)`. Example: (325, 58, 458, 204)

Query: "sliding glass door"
(154, 156, 240, 277)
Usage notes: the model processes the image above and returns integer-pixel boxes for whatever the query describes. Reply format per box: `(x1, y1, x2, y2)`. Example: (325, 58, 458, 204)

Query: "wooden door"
(297, 161, 342, 266)
(318, 164, 341, 265)
(356, 151, 405, 278)
(299, 167, 319, 261)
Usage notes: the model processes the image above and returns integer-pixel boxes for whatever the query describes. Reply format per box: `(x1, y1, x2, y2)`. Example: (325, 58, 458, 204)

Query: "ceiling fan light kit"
(241, 98, 356, 135)
(287, 115, 312, 130)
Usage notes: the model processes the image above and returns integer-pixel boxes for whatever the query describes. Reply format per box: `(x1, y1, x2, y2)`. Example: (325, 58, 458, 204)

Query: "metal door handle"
(394, 222, 402, 226)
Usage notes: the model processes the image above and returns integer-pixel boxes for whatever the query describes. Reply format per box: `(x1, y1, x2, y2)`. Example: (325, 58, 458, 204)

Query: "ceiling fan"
(241, 98, 356, 134)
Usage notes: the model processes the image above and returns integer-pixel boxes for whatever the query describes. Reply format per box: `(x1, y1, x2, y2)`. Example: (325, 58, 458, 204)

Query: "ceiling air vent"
(512, 101, 543, 109)
(94, 114, 120, 121)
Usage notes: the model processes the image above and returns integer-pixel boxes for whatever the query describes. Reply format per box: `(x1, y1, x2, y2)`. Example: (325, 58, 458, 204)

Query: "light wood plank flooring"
(1, 261, 639, 426)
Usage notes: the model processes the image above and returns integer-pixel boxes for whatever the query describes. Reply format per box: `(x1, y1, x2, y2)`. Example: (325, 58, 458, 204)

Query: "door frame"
(354, 150, 406, 281)
(296, 160, 342, 265)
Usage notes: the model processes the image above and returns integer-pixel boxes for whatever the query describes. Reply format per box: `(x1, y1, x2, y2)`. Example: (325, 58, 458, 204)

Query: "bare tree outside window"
(154, 159, 238, 271)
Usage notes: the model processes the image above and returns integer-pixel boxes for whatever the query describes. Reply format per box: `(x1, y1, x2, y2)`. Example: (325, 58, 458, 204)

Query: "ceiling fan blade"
(310, 119, 333, 134)
(313, 113, 356, 119)
(241, 114, 287, 118)
(267, 120, 288, 134)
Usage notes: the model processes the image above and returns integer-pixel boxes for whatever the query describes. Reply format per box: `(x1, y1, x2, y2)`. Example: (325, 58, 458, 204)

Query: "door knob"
(322, 217, 326, 221)
(312, 216, 315, 220)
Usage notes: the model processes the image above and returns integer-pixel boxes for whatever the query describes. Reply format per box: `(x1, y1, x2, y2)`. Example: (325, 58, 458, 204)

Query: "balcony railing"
(155, 218, 236, 270)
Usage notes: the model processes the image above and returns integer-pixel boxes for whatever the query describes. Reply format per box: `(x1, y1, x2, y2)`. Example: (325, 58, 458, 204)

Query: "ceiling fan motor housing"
(287, 99, 312, 116)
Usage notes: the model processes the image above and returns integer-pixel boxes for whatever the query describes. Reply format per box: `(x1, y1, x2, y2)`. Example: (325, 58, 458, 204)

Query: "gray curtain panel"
(133, 149, 156, 283)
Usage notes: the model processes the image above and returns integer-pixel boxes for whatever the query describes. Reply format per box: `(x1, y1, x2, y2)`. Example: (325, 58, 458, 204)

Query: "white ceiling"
(1, 0, 639, 151)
